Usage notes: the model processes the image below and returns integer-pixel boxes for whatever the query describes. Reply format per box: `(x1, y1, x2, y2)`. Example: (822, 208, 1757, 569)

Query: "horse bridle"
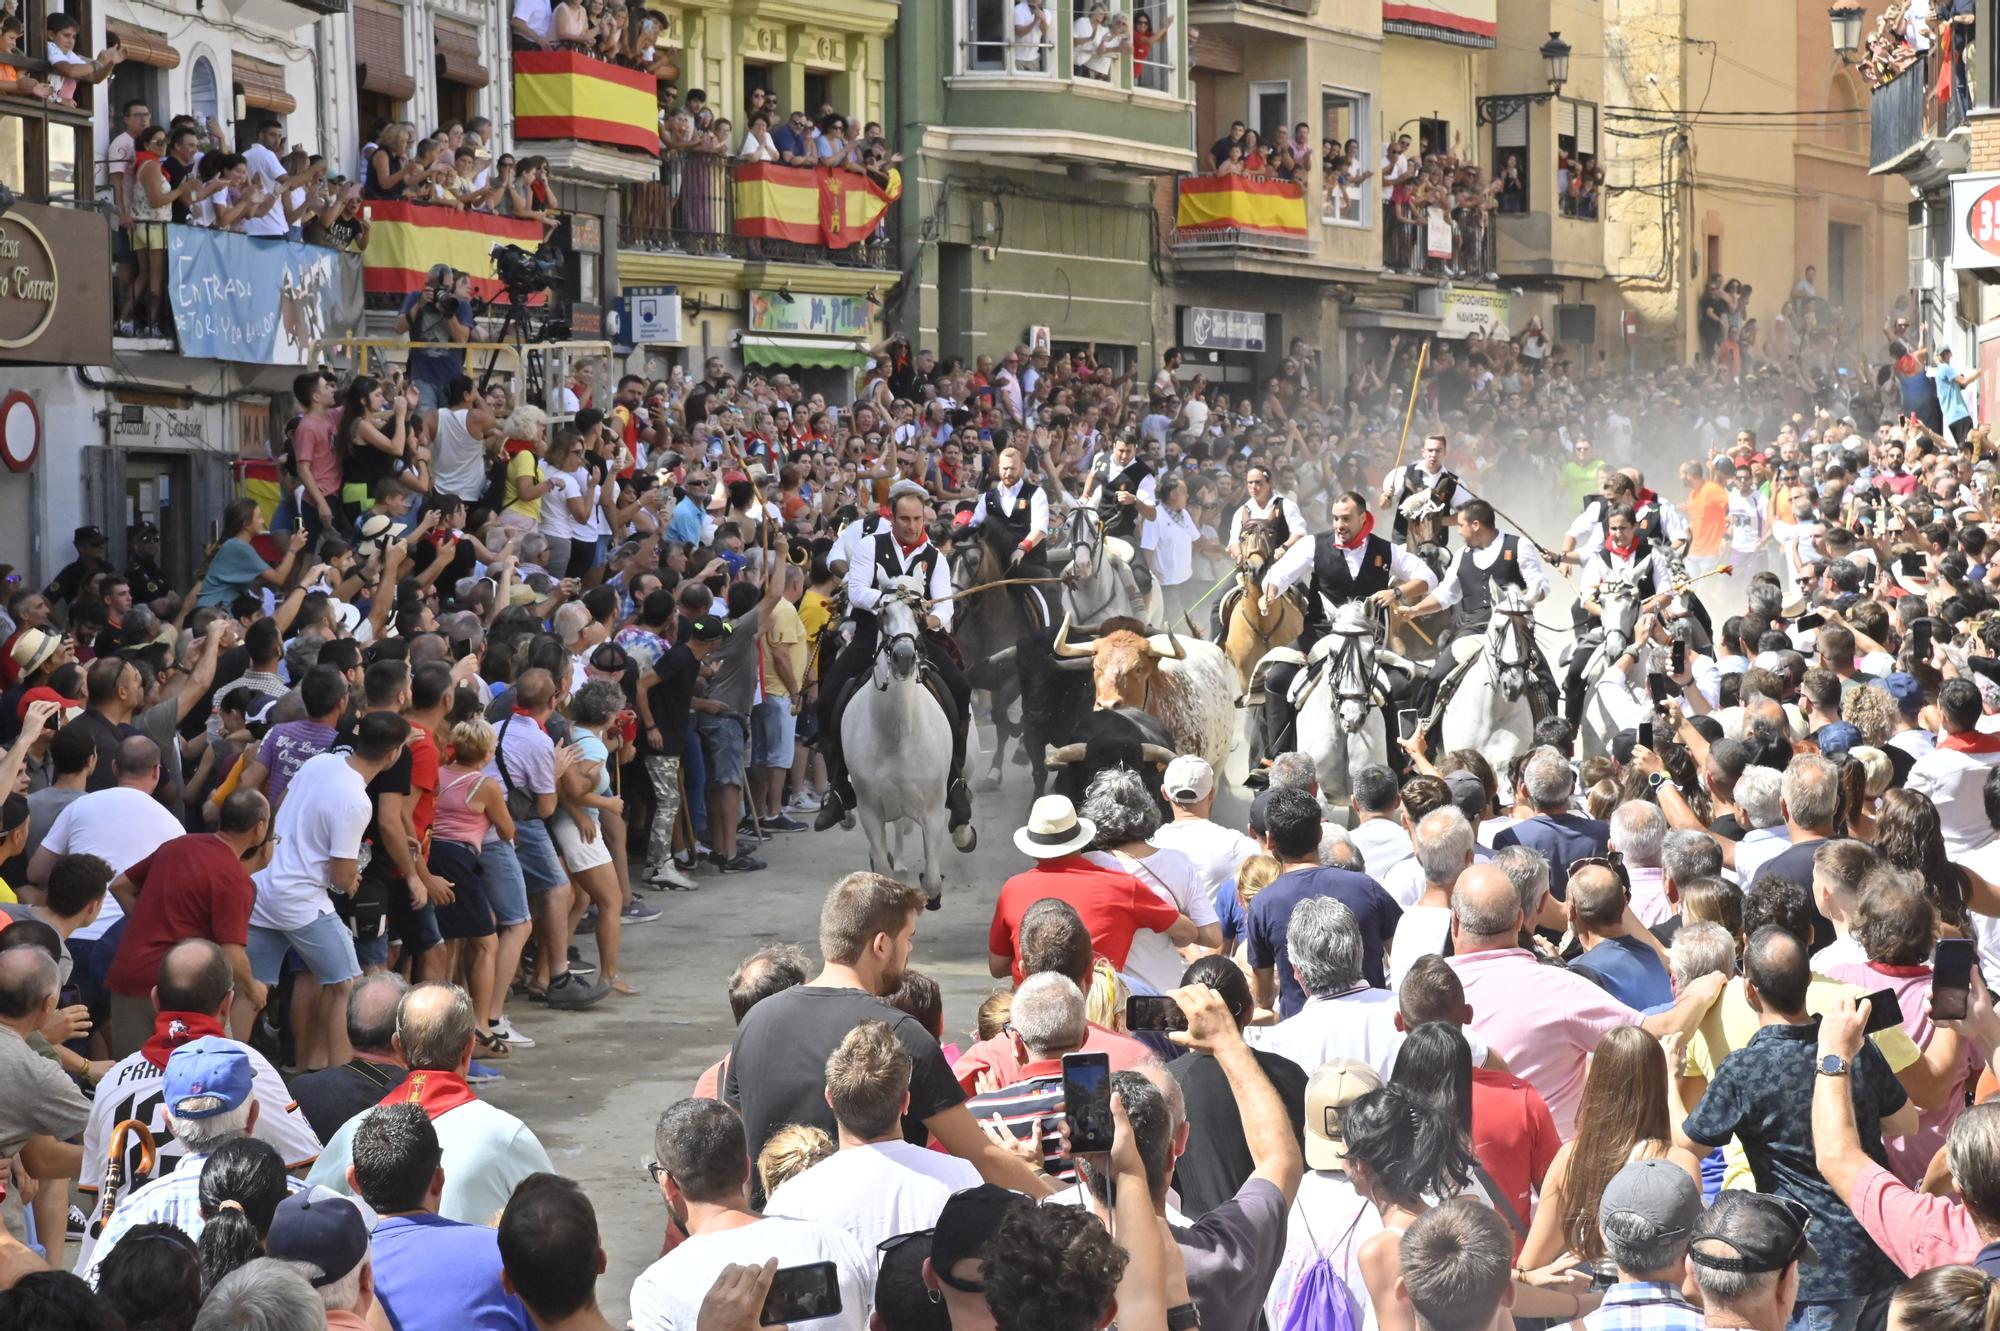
(1063, 505, 1124, 624)
(872, 587, 927, 688)
(1325, 624, 1379, 709)
(1488, 602, 1534, 675)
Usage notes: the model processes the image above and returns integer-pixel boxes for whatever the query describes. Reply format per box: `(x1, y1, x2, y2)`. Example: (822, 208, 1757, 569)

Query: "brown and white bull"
(1051, 614, 1237, 774)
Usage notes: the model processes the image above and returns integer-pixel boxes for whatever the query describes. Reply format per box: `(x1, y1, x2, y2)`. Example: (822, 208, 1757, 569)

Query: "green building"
(889, 0, 1196, 369)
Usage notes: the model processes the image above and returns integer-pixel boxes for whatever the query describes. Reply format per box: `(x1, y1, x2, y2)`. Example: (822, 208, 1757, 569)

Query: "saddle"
(1423, 635, 1553, 734)
(829, 650, 963, 742)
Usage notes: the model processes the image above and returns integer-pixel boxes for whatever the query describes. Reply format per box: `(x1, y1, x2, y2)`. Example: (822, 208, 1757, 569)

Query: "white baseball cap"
(1163, 754, 1214, 804)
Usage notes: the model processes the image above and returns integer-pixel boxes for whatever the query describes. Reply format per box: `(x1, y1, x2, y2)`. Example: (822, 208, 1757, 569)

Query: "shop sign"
(0, 202, 111, 366)
(1436, 288, 1511, 340)
(1950, 173, 2000, 268)
(110, 404, 209, 449)
(748, 290, 870, 337)
(1182, 306, 1267, 353)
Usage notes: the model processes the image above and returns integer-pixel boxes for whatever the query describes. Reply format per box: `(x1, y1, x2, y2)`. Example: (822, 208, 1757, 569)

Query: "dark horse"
(950, 520, 1053, 788)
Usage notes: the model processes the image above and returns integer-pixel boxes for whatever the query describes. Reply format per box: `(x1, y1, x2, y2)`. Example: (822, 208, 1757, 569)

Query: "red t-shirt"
(106, 833, 257, 997)
(1470, 1066, 1563, 1257)
(406, 726, 440, 849)
(987, 857, 1181, 981)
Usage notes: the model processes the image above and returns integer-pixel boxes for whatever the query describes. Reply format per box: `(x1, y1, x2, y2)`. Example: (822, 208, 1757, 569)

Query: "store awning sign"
(1183, 307, 1266, 353)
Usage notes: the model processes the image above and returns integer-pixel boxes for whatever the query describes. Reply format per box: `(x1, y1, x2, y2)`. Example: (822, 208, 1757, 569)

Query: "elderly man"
(1651, 828, 1725, 946)
(1687, 1192, 1818, 1331)
(964, 972, 1094, 1179)
(1565, 863, 1673, 1012)
(82, 1037, 314, 1284)
(265, 1192, 379, 1330)
(1491, 747, 1608, 902)
(1149, 756, 1260, 903)
(1389, 806, 1476, 989)
(289, 973, 410, 1141)
(1450, 862, 1721, 1137)
(1609, 801, 1671, 927)
(1720, 766, 1791, 885)
(1587, 1159, 1705, 1331)
(1249, 898, 1402, 1081)
(0, 944, 87, 1243)
(307, 982, 553, 1224)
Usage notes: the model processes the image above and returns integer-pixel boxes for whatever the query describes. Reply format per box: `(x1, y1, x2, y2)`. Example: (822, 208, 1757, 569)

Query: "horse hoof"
(979, 773, 1004, 792)
(952, 825, 978, 852)
(841, 811, 856, 831)
(1011, 748, 1030, 767)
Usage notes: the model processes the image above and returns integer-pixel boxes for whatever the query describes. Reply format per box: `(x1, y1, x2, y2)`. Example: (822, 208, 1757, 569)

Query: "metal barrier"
(306, 338, 615, 423)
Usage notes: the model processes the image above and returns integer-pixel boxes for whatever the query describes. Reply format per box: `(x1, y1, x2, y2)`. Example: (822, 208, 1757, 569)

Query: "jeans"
(1787, 1296, 1865, 1331)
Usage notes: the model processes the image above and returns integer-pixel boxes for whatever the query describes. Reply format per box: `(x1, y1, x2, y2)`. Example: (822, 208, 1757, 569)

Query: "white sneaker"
(788, 790, 823, 812)
(649, 861, 700, 891)
(492, 1017, 536, 1050)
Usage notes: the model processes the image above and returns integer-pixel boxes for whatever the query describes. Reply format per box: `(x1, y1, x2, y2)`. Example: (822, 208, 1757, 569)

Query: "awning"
(739, 334, 868, 370)
(234, 55, 296, 114)
(434, 21, 488, 88)
(106, 19, 180, 70)
(356, 0, 415, 102)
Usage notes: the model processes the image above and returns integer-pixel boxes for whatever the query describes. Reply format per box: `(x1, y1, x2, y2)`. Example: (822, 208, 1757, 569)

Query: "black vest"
(1241, 498, 1292, 549)
(1392, 463, 1453, 546)
(1314, 533, 1394, 606)
(872, 530, 941, 592)
(1451, 535, 1527, 633)
(1597, 547, 1658, 603)
(1582, 493, 1667, 549)
(1096, 460, 1150, 540)
(984, 483, 1035, 544)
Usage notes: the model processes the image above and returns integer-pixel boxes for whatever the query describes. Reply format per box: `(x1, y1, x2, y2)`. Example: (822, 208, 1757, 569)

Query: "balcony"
(618, 154, 895, 270)
(1871, 47, 1969, 185)
(1493, 194, 1603, 282)
(1385, 206, 1497, 282)
(1168, 173, 1383, 278)
(512, 50, 664, 184)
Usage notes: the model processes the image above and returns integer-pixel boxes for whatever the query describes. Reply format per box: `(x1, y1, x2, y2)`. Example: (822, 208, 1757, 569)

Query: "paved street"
(480, 738, 1255, 1325)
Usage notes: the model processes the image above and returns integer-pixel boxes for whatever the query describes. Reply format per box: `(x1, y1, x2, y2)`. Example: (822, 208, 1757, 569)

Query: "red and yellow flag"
(514, 51, 661, 157)
(735, 164, 894, 249)
(1175, 176, 1309, 241)
(360, 201, 547, 300)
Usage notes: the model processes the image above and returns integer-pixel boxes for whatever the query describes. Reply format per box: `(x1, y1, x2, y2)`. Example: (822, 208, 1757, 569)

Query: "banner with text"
(733, 163, 895, 250)
(167, 226, 364, 365)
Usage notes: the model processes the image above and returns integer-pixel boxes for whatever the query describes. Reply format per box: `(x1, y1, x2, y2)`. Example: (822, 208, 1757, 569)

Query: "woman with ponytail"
(1889, 1265, 2000, 1331)
(195, 1138, 292, 1298)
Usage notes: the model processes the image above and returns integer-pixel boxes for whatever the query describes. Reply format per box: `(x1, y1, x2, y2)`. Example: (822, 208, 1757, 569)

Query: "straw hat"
(1013, 795, 1096, 859)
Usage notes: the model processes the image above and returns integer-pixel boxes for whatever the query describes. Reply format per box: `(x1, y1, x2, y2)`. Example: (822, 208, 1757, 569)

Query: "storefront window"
(47, 120, 79, 204)
(0, 115, 24, 188)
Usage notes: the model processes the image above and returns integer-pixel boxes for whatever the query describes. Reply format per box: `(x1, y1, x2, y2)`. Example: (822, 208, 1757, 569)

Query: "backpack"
(1278, 1251, 1362, 1331)
(481, 447, 516, 516)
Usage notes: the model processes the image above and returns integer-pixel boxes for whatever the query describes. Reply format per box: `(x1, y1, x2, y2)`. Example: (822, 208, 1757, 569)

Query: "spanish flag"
(736, 164, 896, 249)
(514, 51, 660, 157)
(361, 200, 546, 299)
(1175, 176, 1309, 242)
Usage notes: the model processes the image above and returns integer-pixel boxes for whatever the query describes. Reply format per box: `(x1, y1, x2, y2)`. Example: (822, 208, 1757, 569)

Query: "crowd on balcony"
(1380, 131, 1500, 279)
(1861, 0, 1976, 99)
(982, 0, 1172, 87)
(508, 0, 679, 75)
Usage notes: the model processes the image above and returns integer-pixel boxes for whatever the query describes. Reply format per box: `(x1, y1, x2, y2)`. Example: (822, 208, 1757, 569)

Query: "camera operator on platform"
(397, 263, 475, 418)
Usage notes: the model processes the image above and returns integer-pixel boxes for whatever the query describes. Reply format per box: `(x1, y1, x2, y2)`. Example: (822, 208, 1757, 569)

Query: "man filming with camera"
(396, 263, 475, 418)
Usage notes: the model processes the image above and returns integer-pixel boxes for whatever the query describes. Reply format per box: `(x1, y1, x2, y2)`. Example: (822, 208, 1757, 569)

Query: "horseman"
(1559, 467, 1681, 562)
(1256, 491, 1436, 758)
(966, 444, 1052, 623)
(1377, 433, 1473, 561)
(1079, 432, 1158, 598)
(1562, 504, 1676, 729)
(1217, 465, 1307, 636)
(1394, 500, 1558, 718)
(813, 484, 976, 850)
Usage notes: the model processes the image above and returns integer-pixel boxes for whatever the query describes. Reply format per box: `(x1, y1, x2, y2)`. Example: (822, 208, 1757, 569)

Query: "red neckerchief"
(503, 440, 537, 457)
(1637, 487, 1658, 507)
(897, 535, 929, 558)
(1605, 535, 1640, 560)
(510, 706, 548, 734)
(1941, 730, 2000, 755)
(378, 1068, 478, 1120)
(141, 1010, 228, 1071)
(1336, 513, 1376, 550)
(1870, 962, 1931, 978)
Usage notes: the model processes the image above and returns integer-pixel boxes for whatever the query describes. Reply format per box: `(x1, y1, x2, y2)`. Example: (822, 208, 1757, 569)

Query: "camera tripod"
(476, 283, 555, 404)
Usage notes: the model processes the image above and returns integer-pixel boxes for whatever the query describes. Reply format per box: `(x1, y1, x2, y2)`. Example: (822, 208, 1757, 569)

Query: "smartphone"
(450, 638, 474, 661)
(1912, 618, 1934, 659)
(1061, 1051, 1114, 1155)
(1900, 550, 1925, 577)
(761, 1262, 842, 1326)
(1637, 720, 1654, 750)
(1126, 995, 1189, 1033)
(1794, 613, 1826, 633)
(1671, 639, 1687, 675)
(1647, 673, 1673, 705)
(1397, 708, 1420, 742)
(1933, 938, 1980, 1022)
(1860, 986, 1904, 1035)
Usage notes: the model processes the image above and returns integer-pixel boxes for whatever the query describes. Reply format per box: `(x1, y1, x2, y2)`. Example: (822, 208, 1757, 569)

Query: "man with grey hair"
(1389, 806, 1473, 991)
(289, 972, 410, 1141)
(1721, 766, 1792, 885)
(1667, 920, 1739, 1004)
(1492, 843, 1563, 935)
(1249, 897, 1402, 1080)
(192, 1258, 330, 1331)
(1653, 828, 1725, 945)
(306, 982, 553, 1225)
(1566, 863, 1673, 1011)
(965, 973, 1090, 1179)
(1493, 745, 1609, 901)
(1609, 800, 1671, 926)
(1267, 751, 1319, 795)
(1687, 1192, 1813, 1331)
(1589, 1159, 1704, 1330)
(0, 944, 86, 1243)
(1739, 754, 1841, 949)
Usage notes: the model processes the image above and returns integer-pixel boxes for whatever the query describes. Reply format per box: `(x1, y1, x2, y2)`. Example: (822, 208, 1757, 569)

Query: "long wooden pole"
(1388, 341, 1431, 476)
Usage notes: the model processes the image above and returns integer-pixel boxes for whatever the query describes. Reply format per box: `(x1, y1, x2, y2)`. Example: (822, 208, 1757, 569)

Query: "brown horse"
(1218, 520, 1304, 691)
(950, 522, 1049, 786)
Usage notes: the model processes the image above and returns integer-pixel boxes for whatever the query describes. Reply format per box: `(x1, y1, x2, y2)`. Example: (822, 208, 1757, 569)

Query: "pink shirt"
(1850, 1159, 1988, 1275)
(1449, 947, 1641, 1138)
(1818, 958, 1977, 1184)
(951, 1021, 1151, 1094)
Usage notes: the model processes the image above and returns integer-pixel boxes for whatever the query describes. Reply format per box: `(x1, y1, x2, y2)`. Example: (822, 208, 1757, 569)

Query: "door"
(1829, 222, 1861, 313)
(1250, 81, 1290, 147)
(121, 452, 196, 590)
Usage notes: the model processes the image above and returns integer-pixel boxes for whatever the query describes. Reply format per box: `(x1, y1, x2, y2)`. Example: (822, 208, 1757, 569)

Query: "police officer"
(1255, 491, 1435, 758)
(124, 521, 172, 609)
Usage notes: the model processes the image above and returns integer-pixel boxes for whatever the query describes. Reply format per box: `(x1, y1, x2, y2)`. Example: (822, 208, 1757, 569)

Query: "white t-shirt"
(1150, 816, 1261, 907)
(629, 1216, 872, 1331)
(764, 1142, 980, 1280)
(242, 143, 290, 237)
(1084, 847, 1211, 994)
(1011, 1, 1047, 67)
(1144, 506, 1198, 586)
(540, 468, 582, 541)
(1388, 905, 1454, 993)
(514, 0, 555, 41)
(1726, 488, 1768, 554)
(252, 751, 370, 932)
(40, 787, 184, 941)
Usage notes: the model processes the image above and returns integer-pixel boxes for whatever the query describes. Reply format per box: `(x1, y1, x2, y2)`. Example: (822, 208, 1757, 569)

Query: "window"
(1491, 102, 1529, 212)
(804, 71, 831, 118)
(1320, 88, 1368, 224)
(191, 55, 219, 126)
(1250, 81, 1288, 147)
(964, 0, 1054, 76)
(434, 20, 488, 134)
(1557, 98, 1598, 219)
(1132, 0, 1171, 93)
(0, 0, 98, 203)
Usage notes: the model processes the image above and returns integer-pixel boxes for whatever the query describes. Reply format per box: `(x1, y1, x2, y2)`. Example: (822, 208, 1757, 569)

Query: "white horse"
(842, 573, 960, 907)
(1573, 575, 1648, 762)
(1439, 586, 1543, 774)
(1296, 601, 1391, 810)
(1058, 504, 1163, 629)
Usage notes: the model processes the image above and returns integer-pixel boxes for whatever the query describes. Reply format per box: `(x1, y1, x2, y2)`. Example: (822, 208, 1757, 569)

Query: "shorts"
(551, 812, 614, 873)
(114, 224, 134, 263)
(697, 712, 748, 789)
(480, 833, 532, 927)
(131, 222, 168, 253)
(248, 915, 362, 986)
(430, 839, 496, 939)
(752, 698, 796, 768)
(415, 378, 447, 416)
(513, 816, 569, 893)
(385, 877, 444, 955)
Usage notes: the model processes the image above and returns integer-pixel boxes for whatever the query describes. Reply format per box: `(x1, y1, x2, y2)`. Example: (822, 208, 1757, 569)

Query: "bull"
(1043, 706, 1178, 819)
(986, 628, 1096, 801)
(1052, 614, 1237, 774)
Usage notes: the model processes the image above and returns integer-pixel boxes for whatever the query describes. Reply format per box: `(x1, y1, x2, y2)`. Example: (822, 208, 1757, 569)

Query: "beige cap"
(1303, 1059, 1381, 1171)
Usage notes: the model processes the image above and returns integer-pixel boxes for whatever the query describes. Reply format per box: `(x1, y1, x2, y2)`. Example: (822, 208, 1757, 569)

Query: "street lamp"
(1828, 4, 1865, 60)
(1477, 30, 1574, 125)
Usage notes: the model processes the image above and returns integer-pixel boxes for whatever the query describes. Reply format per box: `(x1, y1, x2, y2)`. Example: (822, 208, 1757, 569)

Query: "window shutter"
(356, 0, 417, 103)
(1493, 103, 1527, 148)
(1577, 104, 1597, 155)
(1557, 99, 1577, 138)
